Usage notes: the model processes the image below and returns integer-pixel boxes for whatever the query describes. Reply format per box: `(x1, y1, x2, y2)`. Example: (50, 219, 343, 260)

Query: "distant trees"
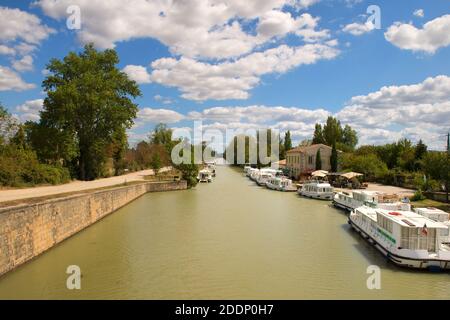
(29, 44, 141, 180)
(313, 116, 358, 151)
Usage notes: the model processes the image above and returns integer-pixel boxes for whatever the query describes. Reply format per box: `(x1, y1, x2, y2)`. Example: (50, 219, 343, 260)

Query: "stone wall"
(0, 181, 187, 276)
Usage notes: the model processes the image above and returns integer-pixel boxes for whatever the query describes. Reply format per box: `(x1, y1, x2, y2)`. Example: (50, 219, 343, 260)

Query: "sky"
(0, 0, 449, 151)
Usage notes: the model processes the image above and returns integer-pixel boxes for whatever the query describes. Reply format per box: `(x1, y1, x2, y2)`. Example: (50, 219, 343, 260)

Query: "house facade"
(286, 144, 337, 179)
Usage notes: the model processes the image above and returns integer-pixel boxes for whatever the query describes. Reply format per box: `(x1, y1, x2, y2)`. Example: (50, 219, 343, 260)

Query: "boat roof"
(357, 207, 448, 229)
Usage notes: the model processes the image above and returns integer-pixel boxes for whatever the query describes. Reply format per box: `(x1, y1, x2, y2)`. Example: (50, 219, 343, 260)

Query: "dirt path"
(0, 167, 171, 203)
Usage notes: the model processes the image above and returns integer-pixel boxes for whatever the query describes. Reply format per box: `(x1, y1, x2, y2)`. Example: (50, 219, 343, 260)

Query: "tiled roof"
(286, 143, 332, 154)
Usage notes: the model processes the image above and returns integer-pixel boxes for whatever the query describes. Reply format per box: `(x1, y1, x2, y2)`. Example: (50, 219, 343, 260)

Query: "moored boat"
(266, 176, 297, 192)
(298, 181, 333, 200)
(349, 205, 450, 270)
(333, 190, 411, 212)
(197, 169, 213, 183)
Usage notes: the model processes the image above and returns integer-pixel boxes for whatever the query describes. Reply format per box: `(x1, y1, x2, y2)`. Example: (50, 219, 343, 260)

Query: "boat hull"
(299, 191, 333, 200)
(348, 218, 450, 271)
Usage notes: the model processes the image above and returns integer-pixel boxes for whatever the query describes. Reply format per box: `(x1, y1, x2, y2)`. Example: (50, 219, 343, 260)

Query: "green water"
(0, 165, 449, 299)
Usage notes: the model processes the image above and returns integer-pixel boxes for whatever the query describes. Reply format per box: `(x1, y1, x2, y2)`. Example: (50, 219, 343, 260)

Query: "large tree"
(37, 44, 141, 180)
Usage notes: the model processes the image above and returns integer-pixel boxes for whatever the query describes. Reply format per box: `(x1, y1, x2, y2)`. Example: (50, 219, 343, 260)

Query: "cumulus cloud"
(149, 43, 339, 101)
(0, 66, 35, 91)
(122, 65, 151, 84)
(385, 14, 450, 54)
(36, 0, 325, 60)
(343, 21, 375, 36)
(12, 55, 34, 72)
(15, 99, 44, 122)
(337, 75, 450, 149)
(134, 108, 185, 127)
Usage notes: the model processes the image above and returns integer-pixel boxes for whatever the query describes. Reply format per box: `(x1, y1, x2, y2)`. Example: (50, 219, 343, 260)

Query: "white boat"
(197, 169, 213, 183)
(414, 207, 450, 242)
(249, 168, 260, 181)
(266, 176, 297, 192)
(333, 190, 411, 212)
(256, 171, 274, 186)
(349, 205, 450, 270)
(206, 162, 216, 177)
(243, 165, 252, 175)
(298, 181, 333, 200)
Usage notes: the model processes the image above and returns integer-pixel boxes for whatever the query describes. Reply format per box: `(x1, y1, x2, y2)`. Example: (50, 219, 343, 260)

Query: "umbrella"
(312, 170, 329, 178)
(341, 172, 363, 180)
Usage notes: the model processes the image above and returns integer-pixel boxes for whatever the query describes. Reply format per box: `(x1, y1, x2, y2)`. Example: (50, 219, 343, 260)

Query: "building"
(286, 144, 338, 179)
(271, 159, 286, 170)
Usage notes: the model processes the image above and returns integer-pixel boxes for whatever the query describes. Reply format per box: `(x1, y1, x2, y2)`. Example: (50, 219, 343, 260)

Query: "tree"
(312, 124, 325, 144)
(330, 142, 338, 172)
(0, 104, 19, 145)
(341, 124, 358, 151)
(415, 139, 428, 159)
(315, 149, 322, 170)
(284, 131, 292, 151)
(341, 153, 388, 181)
(323, 116, 342, 146)
(38, 44, 141, 180)
(150, 153, 162, 176)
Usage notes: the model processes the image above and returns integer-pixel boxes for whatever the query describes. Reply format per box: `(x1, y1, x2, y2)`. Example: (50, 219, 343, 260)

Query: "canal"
(0, 165, 449, 299)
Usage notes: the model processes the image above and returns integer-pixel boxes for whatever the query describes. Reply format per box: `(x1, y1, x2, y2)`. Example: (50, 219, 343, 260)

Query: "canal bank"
(0, 180, 187, 277)
(0, 165, 449, 299)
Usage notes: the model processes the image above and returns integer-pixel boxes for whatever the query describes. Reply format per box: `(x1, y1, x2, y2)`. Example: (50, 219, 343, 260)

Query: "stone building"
(286, 144, 338, 179)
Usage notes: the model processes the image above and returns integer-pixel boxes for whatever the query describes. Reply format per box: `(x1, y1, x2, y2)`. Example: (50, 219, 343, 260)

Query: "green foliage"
(36, 44, 141, 180)
(313, 117, 358, 151)
(0, 144, 70, 187)
(411, 189, 426, 202)
(331, 142, 338, 172)
(284, 130, 292, 151)
(315, 149, 322, 170)
(341, 153, 388, 181)
(312, 123, 325, 144)
(150, 153, 162, 175)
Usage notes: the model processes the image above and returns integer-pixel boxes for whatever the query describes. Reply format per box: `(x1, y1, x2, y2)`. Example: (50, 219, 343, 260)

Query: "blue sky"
(1, 0, 449, 150)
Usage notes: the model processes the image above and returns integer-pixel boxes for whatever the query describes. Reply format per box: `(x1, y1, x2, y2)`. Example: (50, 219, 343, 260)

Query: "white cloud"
(413, 9, 424, 18)
(385, 14, 450, 54)
(122, 65, 151, 84)
(135, 108, 185, 127)
(36, 0, 324, 60)
(0, 66, 35, 91)
(15, 99, 44, 122)
(0, 6, 55, 44)
(149, 43, 339, 101)
(337, 75, 450, 149)
(343, 21, 375, 36)
(0, 45, 15, 56)
(12, 55, 34, 72)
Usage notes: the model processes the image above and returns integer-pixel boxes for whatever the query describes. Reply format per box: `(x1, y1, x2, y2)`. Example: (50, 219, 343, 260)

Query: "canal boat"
(197, 169, 213, 183)
(206, 162, 216, 177)
(247, 168, 259, 179)
(298, 181, 333, 200)
(256, 171, 274, 186)
(349, 205, 450, 270)
(333, 190, 411, 212)
(266, 176, 297, 192)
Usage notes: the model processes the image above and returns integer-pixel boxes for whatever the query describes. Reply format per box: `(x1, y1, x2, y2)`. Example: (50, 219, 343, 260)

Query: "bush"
(0, 145, 71, 187)
(411, 189, 426, 201)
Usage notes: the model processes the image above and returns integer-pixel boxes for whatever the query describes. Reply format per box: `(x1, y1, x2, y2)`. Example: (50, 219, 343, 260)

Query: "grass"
(411, 198, 450, 213)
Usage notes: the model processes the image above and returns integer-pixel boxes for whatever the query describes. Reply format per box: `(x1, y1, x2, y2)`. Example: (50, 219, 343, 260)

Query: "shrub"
(411, 189, 426, 202)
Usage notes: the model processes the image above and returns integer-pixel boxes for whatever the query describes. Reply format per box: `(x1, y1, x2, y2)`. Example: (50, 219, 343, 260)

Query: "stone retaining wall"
(0, 181, 187, 276)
